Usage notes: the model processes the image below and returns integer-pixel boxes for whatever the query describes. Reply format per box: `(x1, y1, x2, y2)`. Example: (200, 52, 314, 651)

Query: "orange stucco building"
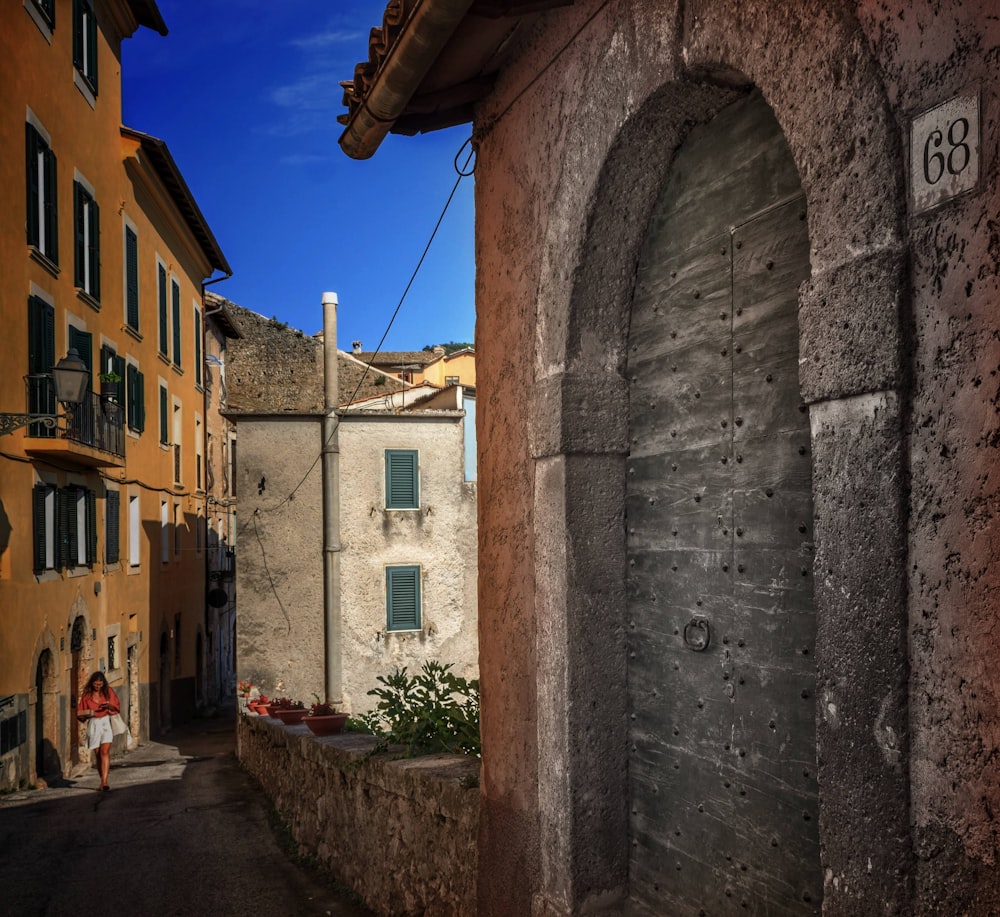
(0, 0, 229, 789)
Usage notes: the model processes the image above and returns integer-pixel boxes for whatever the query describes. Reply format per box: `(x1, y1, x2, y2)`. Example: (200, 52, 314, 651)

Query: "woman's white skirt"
(86, 715, 114, 749)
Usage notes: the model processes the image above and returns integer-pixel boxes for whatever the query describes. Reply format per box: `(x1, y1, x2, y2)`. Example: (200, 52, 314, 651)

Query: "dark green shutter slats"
(74, 183, 85, 288)
(45, 147, 57, 263)
(112, 354, 125, 402)
(106, 490, 120, 565)
(127, 364, 147, 434)
(194, 307, 202, 386)
(28, 297, 56, 432)
(32, 485, 48, 573)
(89, 196, 100, 299)
(73, 0, 97, 92)
(159, 385, 168, 444)
(85, 489, 97, 565)
(158, 265, 168, 355)
(385, 450, 419, 509)
(171, 280, 181, 365)
(125, 227, 139, 329)
(69, 327, 93, 374)
(56, 487, 71, 571)
(26, 125, 39, 248)
(387, 566, 421, 631)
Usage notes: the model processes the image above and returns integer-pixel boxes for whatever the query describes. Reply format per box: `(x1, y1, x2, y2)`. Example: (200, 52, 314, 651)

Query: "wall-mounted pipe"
(322, 292, 342, 704)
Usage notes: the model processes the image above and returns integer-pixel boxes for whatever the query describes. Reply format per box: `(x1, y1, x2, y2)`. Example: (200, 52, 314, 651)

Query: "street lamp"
(0, 348, 91, 437)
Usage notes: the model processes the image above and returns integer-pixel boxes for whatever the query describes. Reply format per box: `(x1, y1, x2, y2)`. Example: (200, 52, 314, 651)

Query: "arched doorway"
(34, 649, 59, 779)
(625, 91, 819, 913)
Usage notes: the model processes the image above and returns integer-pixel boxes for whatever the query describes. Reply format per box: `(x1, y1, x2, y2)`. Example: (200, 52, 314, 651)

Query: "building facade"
(226, 299, 479, 711)
(0, 0, 229, 790)
(340, 2, 1000, 914)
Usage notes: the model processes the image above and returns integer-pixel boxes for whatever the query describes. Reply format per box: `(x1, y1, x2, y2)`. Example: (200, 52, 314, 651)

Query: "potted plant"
(98, 371, 121, 399)
(303, 700, 348, 736)
(268, 697, 307, 724)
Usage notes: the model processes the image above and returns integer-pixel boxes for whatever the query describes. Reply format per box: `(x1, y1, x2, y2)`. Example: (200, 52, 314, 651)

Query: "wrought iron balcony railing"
(26, 374, 125, 459)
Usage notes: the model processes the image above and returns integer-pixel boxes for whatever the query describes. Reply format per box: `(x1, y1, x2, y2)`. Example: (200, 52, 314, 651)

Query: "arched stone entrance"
(69, 614, 92, 767)
(521, 11, 910, 913)
(33, 646, 60, 781)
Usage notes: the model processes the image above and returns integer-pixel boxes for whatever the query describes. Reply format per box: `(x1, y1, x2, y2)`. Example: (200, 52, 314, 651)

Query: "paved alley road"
(0, 707, 373, 917)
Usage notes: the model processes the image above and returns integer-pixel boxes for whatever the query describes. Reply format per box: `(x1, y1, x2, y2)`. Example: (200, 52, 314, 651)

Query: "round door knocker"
(683, 617, 711, 652)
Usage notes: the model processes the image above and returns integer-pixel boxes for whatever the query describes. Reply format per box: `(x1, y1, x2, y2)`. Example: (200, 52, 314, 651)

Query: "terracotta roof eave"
(121, 126, 231, 275)
(128, 0, 168, 35)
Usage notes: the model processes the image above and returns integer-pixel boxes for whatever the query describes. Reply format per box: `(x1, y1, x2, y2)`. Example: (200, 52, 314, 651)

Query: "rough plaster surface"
(338, 414, 479, 713)
(467, 0, 999, 914)
(238, 713, 479, 916)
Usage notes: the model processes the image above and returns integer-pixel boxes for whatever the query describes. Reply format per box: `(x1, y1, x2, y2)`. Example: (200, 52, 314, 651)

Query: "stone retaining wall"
(237, 712, 479, 916)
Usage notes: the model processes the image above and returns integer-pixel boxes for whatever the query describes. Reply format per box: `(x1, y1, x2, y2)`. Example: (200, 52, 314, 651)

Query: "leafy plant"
(98, 371, 121, 383)
(364, 660, 480, 757)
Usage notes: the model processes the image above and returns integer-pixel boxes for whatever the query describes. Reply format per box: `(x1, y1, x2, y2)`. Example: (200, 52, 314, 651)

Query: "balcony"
(23, 374, 125, 468)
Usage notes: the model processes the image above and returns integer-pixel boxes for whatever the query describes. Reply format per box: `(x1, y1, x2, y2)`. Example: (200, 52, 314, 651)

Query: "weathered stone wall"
(237, 713, 479, 917)
(466, 0, 999, 914)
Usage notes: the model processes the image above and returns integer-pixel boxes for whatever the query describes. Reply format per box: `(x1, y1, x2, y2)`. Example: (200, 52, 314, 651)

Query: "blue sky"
(122, 0, 475, 351)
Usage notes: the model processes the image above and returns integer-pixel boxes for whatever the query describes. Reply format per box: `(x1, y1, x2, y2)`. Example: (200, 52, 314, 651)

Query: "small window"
(32, 483, 57, 572)
(385, 450, 419, 509)
(74, 180, 100, 299)
(107, 632, 119, 672)
(26, 123, 58, 264)
(445, 375, 460, 385)
(386, 565, 421, 632)
(193, 304, 202, 386)
(73, 0, 98, 94)
(34, 484, 96, 572)
(125, 225, 139, 329)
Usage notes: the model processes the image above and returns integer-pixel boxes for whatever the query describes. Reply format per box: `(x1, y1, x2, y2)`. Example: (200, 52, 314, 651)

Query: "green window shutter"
(385, 450, 419, 509)
(137, 370, 146, 432)
(158, 265, 168, 356)
(25, 125, 39, 248)
(32, 485, 48, 573)
(386, 566, 421, 631)
(159, 385, 168, 444)
(72, 0, 83, 71)
(112, 354, 125, 402)
(171, 280, 181, 365)
(68, 327, 93, 375)
(85, 489, 97, 565)
(74, 183, 85, 288)
(86, 2, 97, 92)
(106, 490, 120, 565)
(56, 487, 72, 571)
(125, 227, 139, 329)
(45, 146, 58, 264)
(27, 297, 56, 430)
(89, 196, 100, 299)
(194, 307, 202, 386)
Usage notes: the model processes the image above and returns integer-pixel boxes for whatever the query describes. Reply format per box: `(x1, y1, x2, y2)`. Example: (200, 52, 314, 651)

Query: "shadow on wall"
(0, 499, 11, 554)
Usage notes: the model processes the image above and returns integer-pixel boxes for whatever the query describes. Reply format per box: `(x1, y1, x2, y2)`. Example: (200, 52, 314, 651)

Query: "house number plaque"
(910, 93, 980, 213)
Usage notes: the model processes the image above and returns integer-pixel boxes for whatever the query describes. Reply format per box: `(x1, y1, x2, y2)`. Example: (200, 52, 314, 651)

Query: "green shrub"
(364, 660, 480, 757)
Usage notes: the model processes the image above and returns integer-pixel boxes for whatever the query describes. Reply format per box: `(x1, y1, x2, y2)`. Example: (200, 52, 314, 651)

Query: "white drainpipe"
(322, 292, 342, 704)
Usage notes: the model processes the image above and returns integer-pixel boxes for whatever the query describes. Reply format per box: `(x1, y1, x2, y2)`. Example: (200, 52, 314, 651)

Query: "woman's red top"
(78, 686, 120, 718)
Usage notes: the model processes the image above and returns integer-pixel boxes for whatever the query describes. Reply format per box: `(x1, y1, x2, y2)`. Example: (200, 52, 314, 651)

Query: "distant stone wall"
(237, 713, 479, 917)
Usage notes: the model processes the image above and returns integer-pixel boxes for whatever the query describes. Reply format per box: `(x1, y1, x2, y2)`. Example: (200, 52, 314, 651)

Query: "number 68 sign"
(910, 93, 980, 214)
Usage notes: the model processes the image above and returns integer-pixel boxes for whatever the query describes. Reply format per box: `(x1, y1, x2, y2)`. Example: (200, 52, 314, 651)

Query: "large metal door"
(626, 92, 819, 915)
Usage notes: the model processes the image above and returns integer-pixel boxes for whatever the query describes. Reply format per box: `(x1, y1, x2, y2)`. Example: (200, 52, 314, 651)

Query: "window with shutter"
(31, 0, 55, 28)
(386, 565, 422, 631)
(159, 385, 168, 444)
(72, 0, 98, 94)
(32, 484, 56, 573)
(27, 296, 56, 437)
(106, 489, 120, 565)
(125, 226, 139, 329)
(26, 124, 58, 263)
(85, 489, 97, 566)
(171, 280, 181, 366)
(127, 364, 145, 433)
(158, 264, 168, 356)
(73, 181, 100, 299)
(385, 450, 419, 509)
(194, 305, 202, 386)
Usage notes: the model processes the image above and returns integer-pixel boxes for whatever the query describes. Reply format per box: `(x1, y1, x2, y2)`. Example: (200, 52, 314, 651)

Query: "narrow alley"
(0, 706, 373, 917)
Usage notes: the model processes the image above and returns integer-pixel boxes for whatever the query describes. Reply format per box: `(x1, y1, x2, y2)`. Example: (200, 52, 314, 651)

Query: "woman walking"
(77, 672, 120, 791)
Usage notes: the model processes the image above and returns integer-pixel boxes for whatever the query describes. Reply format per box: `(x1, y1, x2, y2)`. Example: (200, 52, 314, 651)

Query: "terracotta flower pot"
(304, 713, 348, 736)
(272, 708, 307, 724)
(255, 704, 271, 717)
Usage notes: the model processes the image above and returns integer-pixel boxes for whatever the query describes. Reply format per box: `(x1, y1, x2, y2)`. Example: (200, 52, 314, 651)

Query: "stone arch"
(29, 628, 61, 782)
(529, 5, 909, 915)
(67, 601, 93, 768)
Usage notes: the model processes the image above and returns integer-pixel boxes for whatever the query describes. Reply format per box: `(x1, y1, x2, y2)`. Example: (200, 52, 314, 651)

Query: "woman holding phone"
(77, 671, 120, 791)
